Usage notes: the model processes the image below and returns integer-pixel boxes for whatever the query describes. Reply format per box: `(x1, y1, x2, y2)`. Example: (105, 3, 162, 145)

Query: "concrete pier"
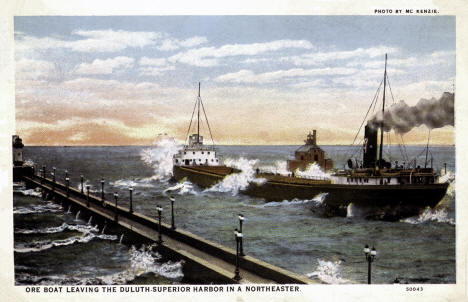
(19, 171, 313, 285)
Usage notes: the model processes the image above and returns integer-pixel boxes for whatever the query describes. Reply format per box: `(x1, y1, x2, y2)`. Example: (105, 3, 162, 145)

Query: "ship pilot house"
(287, 130, 333, 172)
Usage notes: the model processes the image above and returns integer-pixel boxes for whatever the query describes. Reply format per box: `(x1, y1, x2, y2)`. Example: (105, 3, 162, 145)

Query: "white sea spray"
(140, 136, 182, 181)
(295, 163, 331, 180)
(403, 207, 455, 225)
(204, 157, 266, 196)
(307, 259, 352, 284)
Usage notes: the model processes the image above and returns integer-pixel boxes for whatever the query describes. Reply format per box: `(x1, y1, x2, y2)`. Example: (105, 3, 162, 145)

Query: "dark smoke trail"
(368, 92, 454, 134)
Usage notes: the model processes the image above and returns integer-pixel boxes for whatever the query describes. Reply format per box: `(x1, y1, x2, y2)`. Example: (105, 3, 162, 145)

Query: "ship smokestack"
(363, 123, 377, 168)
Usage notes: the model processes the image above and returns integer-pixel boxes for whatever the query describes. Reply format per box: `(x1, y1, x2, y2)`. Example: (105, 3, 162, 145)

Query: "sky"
(14, 16, 455, 146)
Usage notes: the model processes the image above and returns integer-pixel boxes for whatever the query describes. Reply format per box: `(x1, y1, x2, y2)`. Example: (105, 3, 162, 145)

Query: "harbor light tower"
(12, 135, 24, 166)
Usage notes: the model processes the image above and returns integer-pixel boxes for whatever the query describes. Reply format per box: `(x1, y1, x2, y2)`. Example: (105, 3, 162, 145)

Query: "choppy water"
(15, 141, 455, 284)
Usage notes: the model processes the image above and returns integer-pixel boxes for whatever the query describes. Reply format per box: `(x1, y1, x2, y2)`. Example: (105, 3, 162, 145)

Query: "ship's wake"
(306, 259, 352, 284)
(204, 157, 266, 196)
(140, 136, 182, 182)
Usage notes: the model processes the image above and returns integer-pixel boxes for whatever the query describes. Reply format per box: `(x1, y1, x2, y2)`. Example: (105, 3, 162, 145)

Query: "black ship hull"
(172, 165, 449, 219)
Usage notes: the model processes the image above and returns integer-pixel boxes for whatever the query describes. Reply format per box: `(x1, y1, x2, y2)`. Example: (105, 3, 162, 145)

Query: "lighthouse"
(12, 135, 24, 166)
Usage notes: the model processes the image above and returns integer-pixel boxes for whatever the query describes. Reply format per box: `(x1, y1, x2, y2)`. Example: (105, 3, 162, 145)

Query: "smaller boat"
(173, 83, 240, 185)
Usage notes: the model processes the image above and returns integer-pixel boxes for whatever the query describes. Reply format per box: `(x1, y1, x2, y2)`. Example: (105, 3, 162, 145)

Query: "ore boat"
(173, 65, 450, 219)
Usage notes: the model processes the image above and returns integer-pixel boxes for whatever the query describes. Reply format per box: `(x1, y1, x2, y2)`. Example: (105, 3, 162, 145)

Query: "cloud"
(278, 46, 399, 66)
(16, 58, 54, 80)
(139, 57, 168, 66)
(74, 56, 135, 75)
(169, 39, 314, 67)
(16, 29, 162, 53)
(215, 67, 357, 84)
(16, 29, 208, 54)
(157, 36, 208, 51)
(139, 66, 176, 76)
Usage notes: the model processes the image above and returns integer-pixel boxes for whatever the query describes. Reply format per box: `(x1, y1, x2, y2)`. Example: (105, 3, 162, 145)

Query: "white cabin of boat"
(173, 134, 221, 167)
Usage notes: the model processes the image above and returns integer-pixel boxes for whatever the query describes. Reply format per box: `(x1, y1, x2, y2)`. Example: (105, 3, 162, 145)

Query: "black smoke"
(368, 92, 454, 134)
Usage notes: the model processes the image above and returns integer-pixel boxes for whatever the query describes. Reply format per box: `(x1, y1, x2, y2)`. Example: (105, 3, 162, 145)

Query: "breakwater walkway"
(17, 167, 313, 285)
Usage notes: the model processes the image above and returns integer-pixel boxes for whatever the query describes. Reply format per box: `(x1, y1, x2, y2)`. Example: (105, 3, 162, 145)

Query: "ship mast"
(378, 54, 387, 168)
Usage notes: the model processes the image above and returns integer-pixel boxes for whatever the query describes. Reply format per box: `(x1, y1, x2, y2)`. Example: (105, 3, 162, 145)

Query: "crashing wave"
(15, 188, 42, 197)
(14, 232, 118, 253)
(263, 194, 327, 208)
(13, 202, 63, 215)
(111, 178, 155, 189)
(15, 223, 99, 235)
(296, 163, 331, 180)
(164, 180, 199, 196)
(15, 245, 184, 285)
(205, 157, 266, 196)
(402, 208, 455, 225)
(100, 245, 184, 284)
(140, 136, 182, 182)
(306, 259, 352, 284)
(260, 160, 290, 176)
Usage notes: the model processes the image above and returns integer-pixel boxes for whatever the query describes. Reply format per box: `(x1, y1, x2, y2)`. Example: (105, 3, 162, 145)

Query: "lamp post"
(129, 187, 134, 213)
(51, 171, 55, 191)
(364, 244, 377, 284)
(80, 175, 84, 193)
(114, 193, 119, 221)
(65, 170, 68, 179)
(233, 229, 242, 281)
(169, 196, 176, 230)
(101, 178, 105, 205)
(156, 205, 163, 244)
(65, 177, 70, 197)
(43, 165, 46, 179)
(86, 185, 90, 207)
(238, 214, 245, 256)
(53, 167, 56, 182)
(39, 169, 43, 184)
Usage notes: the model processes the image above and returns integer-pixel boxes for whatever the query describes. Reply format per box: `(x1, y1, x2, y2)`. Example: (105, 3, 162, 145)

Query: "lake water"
(14, 143, 455, 285)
